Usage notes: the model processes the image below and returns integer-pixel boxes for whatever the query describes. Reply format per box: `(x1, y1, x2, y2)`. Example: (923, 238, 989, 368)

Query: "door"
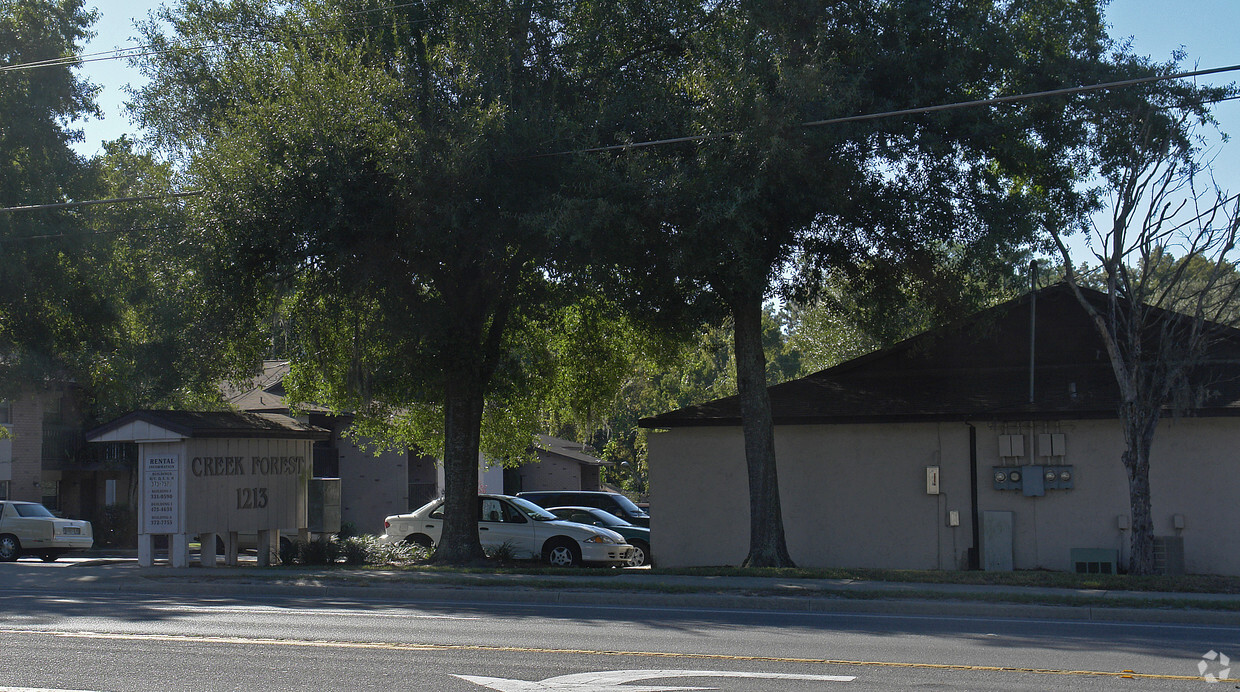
(478, 498, 536, 558)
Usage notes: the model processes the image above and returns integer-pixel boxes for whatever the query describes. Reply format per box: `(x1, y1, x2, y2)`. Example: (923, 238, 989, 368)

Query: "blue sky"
(69, 1, 1240, 180)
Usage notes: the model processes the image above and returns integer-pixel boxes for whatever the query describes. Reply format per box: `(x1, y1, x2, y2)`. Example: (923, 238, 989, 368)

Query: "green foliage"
(1, 1, 236, 421)
(80, 138, 235, 421)
(338, 535, 369, 566)
(787, 249, 1037, 372)
(588, 306, 804, 497)
(129, 0, 662, 562)
(0, 0, 101, 390)
(483, 540, 520, 565)
(334, 534, 427, 565)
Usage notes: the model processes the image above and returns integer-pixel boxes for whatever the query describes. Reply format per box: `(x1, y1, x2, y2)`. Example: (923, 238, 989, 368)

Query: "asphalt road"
(0, 560, 1237, 690)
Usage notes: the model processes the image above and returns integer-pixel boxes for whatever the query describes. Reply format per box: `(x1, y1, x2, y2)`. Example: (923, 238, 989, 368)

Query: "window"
(42, 396, 63, 424)
(15, 502, 54, 518)
(41, 480, 59, 512)
(0, 482, 8, 501)
(481, 498, 504, 522)
(0, 401, 10, 424)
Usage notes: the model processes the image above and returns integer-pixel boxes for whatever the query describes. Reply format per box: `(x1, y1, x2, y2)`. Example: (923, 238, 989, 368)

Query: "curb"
(49, 570, 1240, 627)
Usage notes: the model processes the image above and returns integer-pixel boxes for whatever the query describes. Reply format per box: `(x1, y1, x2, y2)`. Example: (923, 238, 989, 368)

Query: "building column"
(199, 532, 217, 567)
(9, 394, 43, 502)
(171, 533, 189, 568)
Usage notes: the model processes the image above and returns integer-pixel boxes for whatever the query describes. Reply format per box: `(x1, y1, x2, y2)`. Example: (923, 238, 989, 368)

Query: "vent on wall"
(1070, 548, 1118, 574)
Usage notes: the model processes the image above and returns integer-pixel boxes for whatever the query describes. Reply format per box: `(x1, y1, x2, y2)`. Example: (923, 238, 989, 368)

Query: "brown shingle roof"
(86, 410, 331, 440)
(640, 284, 1240, 428)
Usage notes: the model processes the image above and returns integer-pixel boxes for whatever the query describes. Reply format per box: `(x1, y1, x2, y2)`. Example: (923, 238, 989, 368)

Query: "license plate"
(63, 527, 80, 535)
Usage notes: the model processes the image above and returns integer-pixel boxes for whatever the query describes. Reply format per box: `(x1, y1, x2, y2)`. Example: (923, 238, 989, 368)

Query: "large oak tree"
(131, 0, 690, 563)
(621, 0, 1120, 566)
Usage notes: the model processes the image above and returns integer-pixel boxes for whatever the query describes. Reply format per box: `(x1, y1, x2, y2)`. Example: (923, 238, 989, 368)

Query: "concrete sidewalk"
(5, 552, 1237, 626)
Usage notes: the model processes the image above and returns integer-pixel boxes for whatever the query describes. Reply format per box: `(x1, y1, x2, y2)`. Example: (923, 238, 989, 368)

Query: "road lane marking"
(137, 604, 482, 619)
(0, 628, 1222, 682)
(455, 669, 856, 690)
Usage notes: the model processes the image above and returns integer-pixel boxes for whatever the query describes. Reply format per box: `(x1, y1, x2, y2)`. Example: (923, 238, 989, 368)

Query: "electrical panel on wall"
(998, 434, 1025, 458)
(1037, 433, 1066, 458)
(1042, 465, 1074, 490)
(992, 465, 1074, 492)
(992, 466, 1023, 491)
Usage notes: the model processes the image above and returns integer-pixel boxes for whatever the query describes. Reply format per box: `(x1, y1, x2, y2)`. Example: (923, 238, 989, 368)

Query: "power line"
(0, 1, 574, 73)
(1, 190, 202, 213)
(0, 223, 181, 242)
(545, 62, 1240, 158)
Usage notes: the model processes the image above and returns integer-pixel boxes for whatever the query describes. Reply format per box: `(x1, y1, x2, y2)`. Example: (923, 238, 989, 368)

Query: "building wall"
(8, 393, 43, 503)
(337, 437, 408, 534)
(518, 452, 585, 492)
(649, 417, 1240, 574)
(0, 413, 12, 490)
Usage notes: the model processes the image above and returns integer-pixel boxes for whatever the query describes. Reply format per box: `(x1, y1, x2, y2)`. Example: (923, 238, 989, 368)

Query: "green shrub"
(301, 536, 341, 565)
(339, 536, 370, 565)
(278, 539, 299, 565)
(485, 540, 519, 565)
(337, 521, 359, 539)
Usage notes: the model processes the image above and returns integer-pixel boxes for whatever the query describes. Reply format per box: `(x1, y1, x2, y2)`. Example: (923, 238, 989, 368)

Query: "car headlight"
(583, 535, 617, 544)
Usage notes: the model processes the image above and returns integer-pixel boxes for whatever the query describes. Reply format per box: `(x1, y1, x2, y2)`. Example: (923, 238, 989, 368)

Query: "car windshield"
(507, 496, 558, 521)
(611, 494, 647, 516)
(14, 503, 55, 518)
(581, 509, 628, 527)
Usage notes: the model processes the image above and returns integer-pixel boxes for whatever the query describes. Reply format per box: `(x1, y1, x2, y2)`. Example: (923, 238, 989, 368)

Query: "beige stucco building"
(0, 387, 129, 533)
(227, 362, 612, 534)
(643, 285, 1240, 575)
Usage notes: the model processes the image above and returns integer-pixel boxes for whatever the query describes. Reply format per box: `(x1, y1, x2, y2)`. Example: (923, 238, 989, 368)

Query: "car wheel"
(40, 552, 59, 562)
(0, 535, 20, 562)
(543, 538, 580, 567)
(405, 534, 433, 550)
(627, 540, 650, 567)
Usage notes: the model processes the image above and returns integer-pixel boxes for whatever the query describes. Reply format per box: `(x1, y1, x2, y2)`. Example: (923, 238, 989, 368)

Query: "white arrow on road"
(454, 669, 856, 691)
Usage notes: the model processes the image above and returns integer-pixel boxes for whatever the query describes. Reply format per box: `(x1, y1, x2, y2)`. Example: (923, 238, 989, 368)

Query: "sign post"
(139, 451, 187, 567)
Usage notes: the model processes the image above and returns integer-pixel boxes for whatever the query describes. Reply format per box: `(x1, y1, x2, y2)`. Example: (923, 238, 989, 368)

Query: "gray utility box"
(308, 477, 341, 534)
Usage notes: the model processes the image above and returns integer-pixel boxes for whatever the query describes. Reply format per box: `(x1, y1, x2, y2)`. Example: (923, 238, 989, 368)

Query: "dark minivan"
(517, 491, 649, 527)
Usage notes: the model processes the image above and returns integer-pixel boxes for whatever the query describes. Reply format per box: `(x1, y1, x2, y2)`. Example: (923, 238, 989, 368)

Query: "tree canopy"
(609, 0, 1121, 566)
(0, 0, 101, 388)
(131, 0, 700, 563)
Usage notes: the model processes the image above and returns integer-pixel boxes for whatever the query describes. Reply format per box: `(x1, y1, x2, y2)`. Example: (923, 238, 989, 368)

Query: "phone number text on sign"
(143, 455, 180, 533)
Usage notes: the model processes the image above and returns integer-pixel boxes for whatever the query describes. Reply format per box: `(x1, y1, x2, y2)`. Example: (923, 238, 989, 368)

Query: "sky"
(66, 1, 1240, 191)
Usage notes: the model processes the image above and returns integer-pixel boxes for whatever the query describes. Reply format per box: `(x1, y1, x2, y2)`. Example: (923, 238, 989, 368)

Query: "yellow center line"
(0, 628, 1219, 683)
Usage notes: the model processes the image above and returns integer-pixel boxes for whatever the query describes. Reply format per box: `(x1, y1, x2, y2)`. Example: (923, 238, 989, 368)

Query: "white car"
(0, 501, 93, 562)
(382, 494, 634, 567)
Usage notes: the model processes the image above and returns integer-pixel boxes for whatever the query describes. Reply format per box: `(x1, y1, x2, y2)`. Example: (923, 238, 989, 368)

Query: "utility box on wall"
(87, 411, 330, 567)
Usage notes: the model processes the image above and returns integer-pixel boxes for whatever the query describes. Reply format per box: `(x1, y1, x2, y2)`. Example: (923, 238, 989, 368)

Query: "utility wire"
(544, 62, 1240, 158)
(6, 77, 1237, 209)
(0, 1, 575, 73)
(0, 223, 181, 242)
(1, 190, 202, 213)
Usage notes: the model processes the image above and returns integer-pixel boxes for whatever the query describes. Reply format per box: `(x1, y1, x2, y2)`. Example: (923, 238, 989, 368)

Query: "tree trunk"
(730, 291, 795, 568)
(432, 367, 487, 565)
(1122, 408, 1158, 575)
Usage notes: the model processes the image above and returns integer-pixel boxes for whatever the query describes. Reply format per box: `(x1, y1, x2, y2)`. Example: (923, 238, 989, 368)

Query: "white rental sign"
(142, 454, 181, 534)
